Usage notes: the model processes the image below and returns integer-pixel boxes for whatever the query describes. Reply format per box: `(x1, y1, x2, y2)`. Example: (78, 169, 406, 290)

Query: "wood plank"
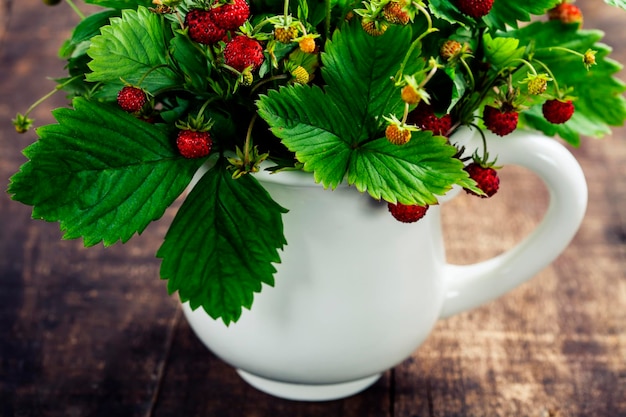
(0, 2, 179, 416)
(0, 0, 11, 48)
(152, 318, 392, 416)
(0, 204, 180, 414)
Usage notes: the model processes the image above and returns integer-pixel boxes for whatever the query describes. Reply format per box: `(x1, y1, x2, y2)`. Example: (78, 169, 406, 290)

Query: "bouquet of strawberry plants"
(9, 0, 626, 323)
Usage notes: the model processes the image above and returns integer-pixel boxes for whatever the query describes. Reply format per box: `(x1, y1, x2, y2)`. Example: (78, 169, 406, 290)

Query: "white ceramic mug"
(182, 127, 587, 401)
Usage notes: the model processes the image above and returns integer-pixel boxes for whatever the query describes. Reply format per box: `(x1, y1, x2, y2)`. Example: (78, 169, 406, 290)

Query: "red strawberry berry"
(456, 0, 494, 18)
(542, 99, 575, 124)
(387, 202, 429, 223)
(210, 0, 250, 31)
(117, 86, 147, 113)
(185, 8, 226, 45)
(176, 130, 213, 158)
(464, 163, 499, 198)
(224, 35, 265, 72)
(483, 105, 518, 136)
(406, 102, 453, 137)
(548, 3, 583, 25)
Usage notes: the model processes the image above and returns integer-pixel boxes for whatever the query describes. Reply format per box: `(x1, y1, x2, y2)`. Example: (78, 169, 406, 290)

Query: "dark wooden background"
(1, 1, 625, 416)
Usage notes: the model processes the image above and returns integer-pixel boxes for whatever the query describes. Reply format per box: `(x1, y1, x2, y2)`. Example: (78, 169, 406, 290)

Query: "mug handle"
(439, 127, 588, 318)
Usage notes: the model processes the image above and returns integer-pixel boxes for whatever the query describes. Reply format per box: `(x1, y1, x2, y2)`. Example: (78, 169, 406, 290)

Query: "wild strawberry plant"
(9, 0, 626, 323)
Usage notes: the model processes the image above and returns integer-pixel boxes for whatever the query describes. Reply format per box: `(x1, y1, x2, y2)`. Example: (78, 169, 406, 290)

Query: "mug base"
(236, 370, 382, 401)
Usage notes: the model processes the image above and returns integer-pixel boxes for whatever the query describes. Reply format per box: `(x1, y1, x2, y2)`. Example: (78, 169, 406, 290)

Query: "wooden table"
(1, 1, 624, 416)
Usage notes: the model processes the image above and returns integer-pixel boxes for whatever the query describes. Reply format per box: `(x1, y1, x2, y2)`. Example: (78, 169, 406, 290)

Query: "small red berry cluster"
(111, 0, 590, 225)
(185, 0, 266, 74)
(483, 98, 575, 138)
(115, 0, 267, 160)
(185, 0, 250, 45)
(113, 0, 326, 161)
(381, 1, 585, 224)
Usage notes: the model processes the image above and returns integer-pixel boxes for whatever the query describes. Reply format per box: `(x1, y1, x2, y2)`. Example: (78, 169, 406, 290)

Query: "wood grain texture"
(0, 0, 624, 416)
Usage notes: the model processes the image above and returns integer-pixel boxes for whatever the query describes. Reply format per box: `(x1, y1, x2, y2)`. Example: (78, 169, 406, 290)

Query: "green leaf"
(158, 162, 288, 325)
(87, 7, 181, 93)
(8, 98, 204, 246)
(482, 33, 524, 70)
(428, 0, 560, 29)
(320, 22, 421, 136)
(169, 32, 210, 92)
(347, 134, 474, 205)
(304, 0, 355, 27)
(257, 22, 472, 205)
(427, 0, 474, 27)
(605, 0, 626, 11)
(258, 84, 355, 188)
(448, 70, 468, 112)
(59, 9, 120, 72)
(60, 9, 120, 60)
(71, 9, 121, 45)
(485, 0, 561, 30)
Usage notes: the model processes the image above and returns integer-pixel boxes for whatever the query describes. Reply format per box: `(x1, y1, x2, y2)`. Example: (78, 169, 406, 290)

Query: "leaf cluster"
(8, 0, 626, 323)
(258, 21, 475, 205)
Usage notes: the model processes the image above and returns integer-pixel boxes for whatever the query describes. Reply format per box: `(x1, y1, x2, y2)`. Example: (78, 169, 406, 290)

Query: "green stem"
(65, 0, 85, 19)
(413, 2, 433, 32)
(324, 0, 331, 42)
(395, 4, 437, 81)
(419, 59, 439, 88)
(198, 96, 218, 117)
(284, 0, 290, 23)
(547, 46, 584, 58)
(298, 20, 308, 35)
(250, 74, 290, 95)
(22, 75, 82, 118)
(173, 10, 185, 28)
(251, 17, 275, 34)
(401, 102, 410, 124)
(500, 58, 537, 78)
(395, 36, 423, 81)
(469, 122, 489, 162)
(219, 62, 243, 77)
(459, 57, 475, 90)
